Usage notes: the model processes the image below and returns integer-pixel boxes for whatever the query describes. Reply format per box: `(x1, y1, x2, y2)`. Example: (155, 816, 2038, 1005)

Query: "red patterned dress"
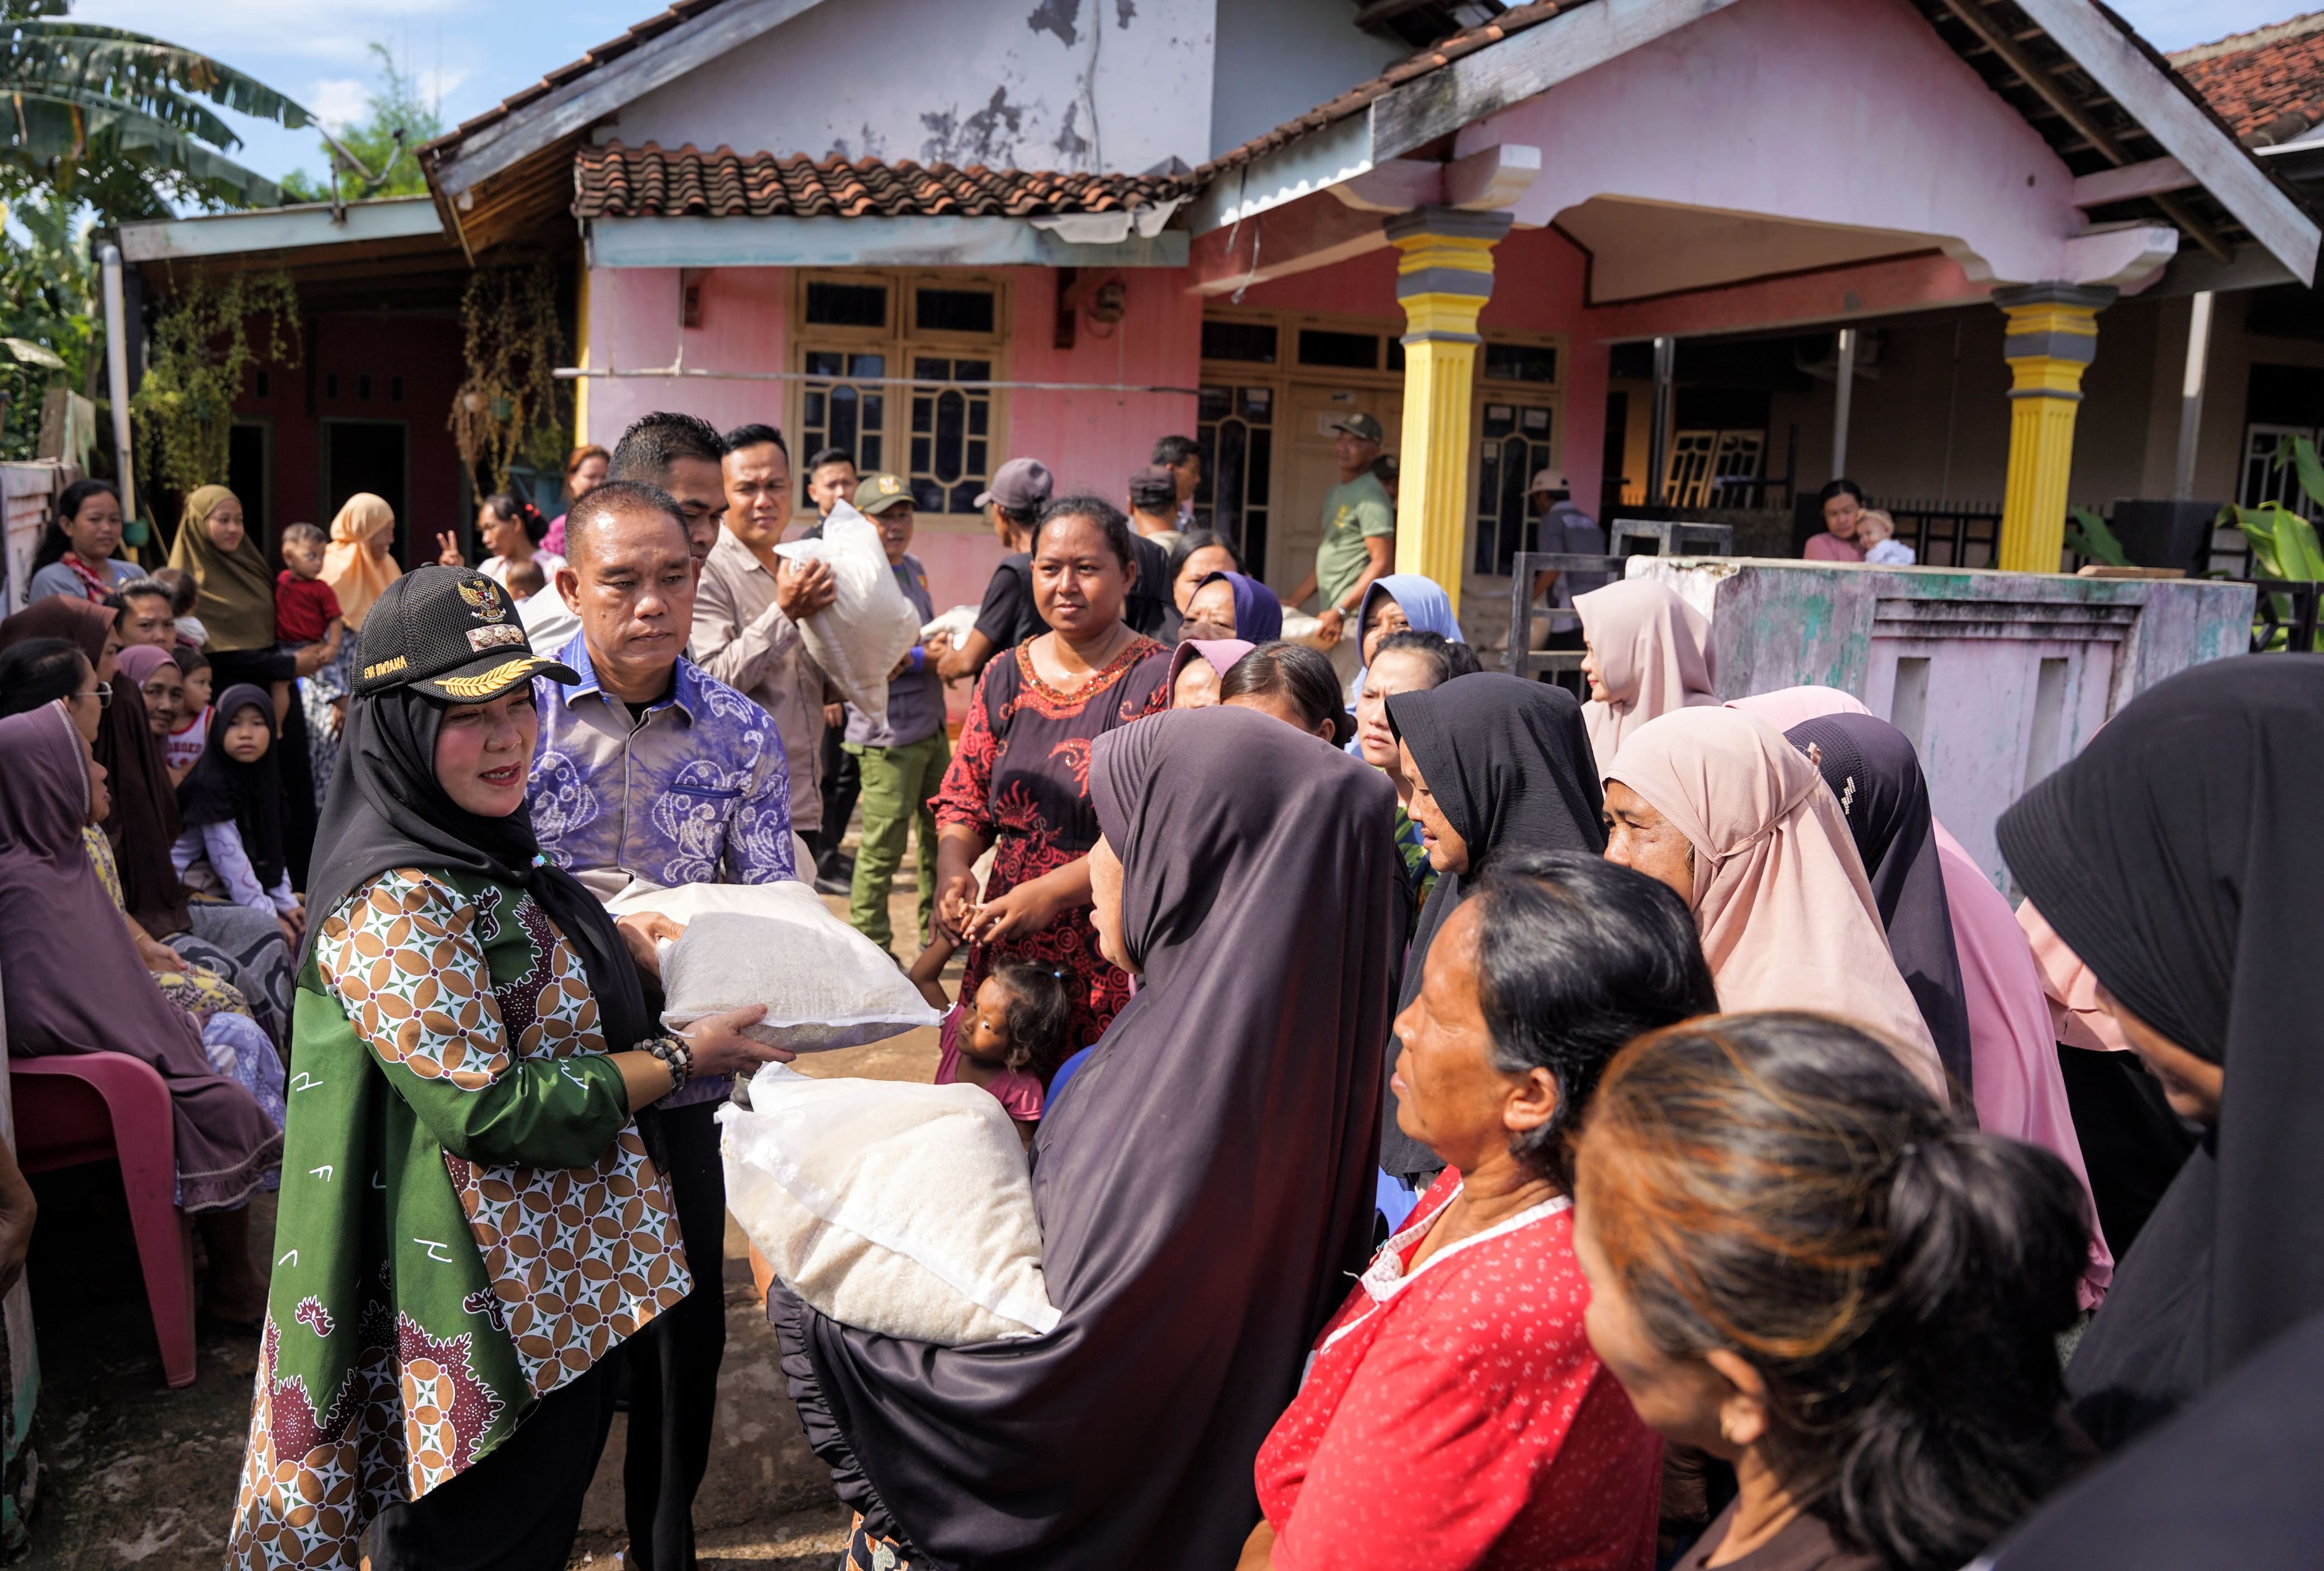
(932, 636, 1171, 1049)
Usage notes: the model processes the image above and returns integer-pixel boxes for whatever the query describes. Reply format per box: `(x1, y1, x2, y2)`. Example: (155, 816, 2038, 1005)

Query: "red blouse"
(1255, 1171, 1663, 1571)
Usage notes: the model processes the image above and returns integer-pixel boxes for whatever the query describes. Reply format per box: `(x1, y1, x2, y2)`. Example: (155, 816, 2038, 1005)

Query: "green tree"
(0, 0, 315, 220)
(280, 44, 439, 204)
(0, 189, 98, 460)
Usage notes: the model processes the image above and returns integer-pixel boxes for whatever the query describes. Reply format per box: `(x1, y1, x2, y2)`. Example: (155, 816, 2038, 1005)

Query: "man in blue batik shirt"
(526, 472, 792, 1571)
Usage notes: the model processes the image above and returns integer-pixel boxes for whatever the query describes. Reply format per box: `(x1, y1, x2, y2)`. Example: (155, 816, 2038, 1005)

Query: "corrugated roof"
(2171, 11, 2324, 144)
(573, 142, 1190, 219)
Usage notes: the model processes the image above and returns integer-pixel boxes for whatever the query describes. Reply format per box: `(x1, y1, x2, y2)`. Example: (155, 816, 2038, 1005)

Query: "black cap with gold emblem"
(351, 565, 578, 703)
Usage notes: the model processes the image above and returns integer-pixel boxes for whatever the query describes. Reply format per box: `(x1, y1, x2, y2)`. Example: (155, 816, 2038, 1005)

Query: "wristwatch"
(645, 1034, 693, 1096)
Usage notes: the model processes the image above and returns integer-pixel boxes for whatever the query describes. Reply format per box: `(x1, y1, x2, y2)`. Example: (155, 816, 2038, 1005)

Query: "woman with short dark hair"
(1221, 641, 1352, 745)
(1242, 853, 1713, 1571)
(1803, 478, 1868, 561)
(1574, 1011, 2089, 1571)
(930, 495, 1173, 1053)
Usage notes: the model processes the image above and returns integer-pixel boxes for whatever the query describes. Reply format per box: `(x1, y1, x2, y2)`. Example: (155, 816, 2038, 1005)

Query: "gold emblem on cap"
(434, 657, 538, 699)
(455, 578, 507, 622)
(879, 475, 901, 494)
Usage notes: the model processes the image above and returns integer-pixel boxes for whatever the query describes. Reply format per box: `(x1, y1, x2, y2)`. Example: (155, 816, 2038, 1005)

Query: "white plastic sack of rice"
(920, 603, 980, 647)
(1279, 612, 1333, 651)
(718, 1068, 1061, 1345)
(640, 884, 941, 1051)
(775, 498, 921, 728)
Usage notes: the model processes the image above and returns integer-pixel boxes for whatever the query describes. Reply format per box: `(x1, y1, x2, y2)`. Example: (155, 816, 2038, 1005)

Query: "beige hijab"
(165, 484, 274, 652)
(322, 493, 401, 631)
(1606, 706, 1947, 1103)
(1577, 579, 1718, 773)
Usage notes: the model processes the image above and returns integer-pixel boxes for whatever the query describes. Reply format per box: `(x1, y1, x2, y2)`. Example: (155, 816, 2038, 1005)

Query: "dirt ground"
(18, 866, 948, 1571)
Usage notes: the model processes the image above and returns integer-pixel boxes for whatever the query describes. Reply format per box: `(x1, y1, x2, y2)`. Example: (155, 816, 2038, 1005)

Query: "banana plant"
(2218, 434, 2324, 650)
(0, 0, 313, 218)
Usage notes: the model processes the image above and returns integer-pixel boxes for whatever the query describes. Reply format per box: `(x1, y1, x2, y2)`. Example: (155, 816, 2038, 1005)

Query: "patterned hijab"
(322, 493, 401, 631)
(166, 485, 275, 651)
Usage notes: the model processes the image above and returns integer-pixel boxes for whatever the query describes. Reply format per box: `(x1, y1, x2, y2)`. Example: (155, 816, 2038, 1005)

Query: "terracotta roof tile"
(573, 142, 1193, 219)
(2171, 11, 2324, 144)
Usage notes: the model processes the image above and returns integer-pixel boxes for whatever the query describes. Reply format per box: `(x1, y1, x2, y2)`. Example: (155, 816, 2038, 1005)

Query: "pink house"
(118, 0, 2320, 631)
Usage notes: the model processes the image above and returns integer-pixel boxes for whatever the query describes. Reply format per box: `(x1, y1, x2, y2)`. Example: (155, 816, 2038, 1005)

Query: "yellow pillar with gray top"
(1389, 208, 1511, 616)
(1996, 282, 2115, 574)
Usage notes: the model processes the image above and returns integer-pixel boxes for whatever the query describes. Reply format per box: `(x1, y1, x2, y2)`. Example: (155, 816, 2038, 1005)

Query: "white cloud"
(307, 77, 370, 132)
(417, 67, 470, 114)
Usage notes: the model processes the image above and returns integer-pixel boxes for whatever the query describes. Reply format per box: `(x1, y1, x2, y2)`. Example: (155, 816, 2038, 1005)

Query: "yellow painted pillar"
(572, 258, 594, 448)
(1387, 208, 1511, 615)
(1996, 282, 2114, 573)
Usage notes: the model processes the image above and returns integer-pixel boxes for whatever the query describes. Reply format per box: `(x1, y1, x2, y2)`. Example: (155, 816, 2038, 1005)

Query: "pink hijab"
(2017, 899, 2130, 1053)
(1576, 579, 1718, 773)
(1732, 684, 2111, 1296)
(1726, 683, 1869, 729)
(1935, 825, 2113, 1305)
(1168, 639, 1254, 686)
(1606, 706, 1946, 1103)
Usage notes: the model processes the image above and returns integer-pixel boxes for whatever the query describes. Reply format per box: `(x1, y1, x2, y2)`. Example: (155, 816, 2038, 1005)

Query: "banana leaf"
(0, 23, 309, 130)
(0, 90, 284, 206)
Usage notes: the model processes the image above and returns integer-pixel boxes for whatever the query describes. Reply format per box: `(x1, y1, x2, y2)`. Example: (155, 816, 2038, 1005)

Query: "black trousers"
(366, 1354, 618, 1570)
(623, 1099, 728, 1571)
(816, 724, 860, 865)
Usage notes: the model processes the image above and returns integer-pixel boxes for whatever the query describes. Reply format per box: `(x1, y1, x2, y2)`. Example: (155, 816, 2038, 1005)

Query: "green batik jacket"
(228, 867, 691, 1570)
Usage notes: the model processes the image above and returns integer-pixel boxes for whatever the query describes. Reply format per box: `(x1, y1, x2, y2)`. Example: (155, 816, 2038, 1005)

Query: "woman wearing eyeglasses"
(0, 598, 300, 1047)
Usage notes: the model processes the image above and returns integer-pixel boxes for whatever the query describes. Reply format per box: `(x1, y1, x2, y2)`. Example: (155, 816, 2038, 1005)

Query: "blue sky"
(70, 0, 2300, 205)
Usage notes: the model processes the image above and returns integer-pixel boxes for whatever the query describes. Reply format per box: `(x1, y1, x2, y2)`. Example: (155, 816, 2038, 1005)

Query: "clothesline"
(553, 361, 1198, 395)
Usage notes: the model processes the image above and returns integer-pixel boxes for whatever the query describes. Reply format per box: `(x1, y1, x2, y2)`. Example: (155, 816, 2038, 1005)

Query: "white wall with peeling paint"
(608, 0, 1219, 174)
(1209, 0, 1404, 159)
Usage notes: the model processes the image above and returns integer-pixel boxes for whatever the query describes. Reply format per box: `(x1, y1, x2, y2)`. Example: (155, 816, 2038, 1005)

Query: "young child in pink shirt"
(909, 930, 1075, 1144)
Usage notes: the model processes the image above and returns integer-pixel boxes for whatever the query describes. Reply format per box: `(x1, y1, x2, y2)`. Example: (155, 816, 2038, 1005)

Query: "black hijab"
(779, 705, 1402, 1570)
(1378, 672, 1604, 1181)
(1989, 1306, 2324, 1570)
(1997, 654, 2324, 1450)
(178, 682, 288, 894)
(1785, 713, 1971, 1091)
(303, 681, 651, 1053)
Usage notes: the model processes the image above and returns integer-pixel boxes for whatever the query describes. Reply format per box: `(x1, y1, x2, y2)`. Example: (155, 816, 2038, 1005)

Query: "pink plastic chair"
(12, 1053, 197, 1388)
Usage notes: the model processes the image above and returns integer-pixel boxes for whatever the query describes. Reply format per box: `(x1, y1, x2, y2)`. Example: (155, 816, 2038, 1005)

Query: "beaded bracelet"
(645, 1035, 693, 1096)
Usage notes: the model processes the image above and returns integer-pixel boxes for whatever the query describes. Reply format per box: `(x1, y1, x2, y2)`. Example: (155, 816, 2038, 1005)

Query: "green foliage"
(2218, 433, 2324, 650)
(280, 44, 439, 204)
(0, 188, 96, 460)
(0, 0, 313, 220)
(2064, 505, 2129, 568)
(451, 265, 568, 493)
(130, 269, 298, 499)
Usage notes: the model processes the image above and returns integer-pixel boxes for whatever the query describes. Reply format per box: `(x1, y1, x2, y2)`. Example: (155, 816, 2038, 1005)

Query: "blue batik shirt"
(529, 632, 797, 1105)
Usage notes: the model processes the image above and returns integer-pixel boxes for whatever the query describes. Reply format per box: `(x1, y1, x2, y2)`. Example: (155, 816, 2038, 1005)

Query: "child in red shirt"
(274, 522, 344, 725)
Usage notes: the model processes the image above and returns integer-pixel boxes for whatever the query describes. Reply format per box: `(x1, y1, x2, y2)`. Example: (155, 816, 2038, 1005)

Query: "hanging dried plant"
(451, 264, 566, 492)
(130, 267, 299, 500)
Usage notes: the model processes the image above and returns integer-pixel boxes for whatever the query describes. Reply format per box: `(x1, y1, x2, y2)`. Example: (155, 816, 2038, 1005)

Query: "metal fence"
(1502, 522, 1735, 681)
